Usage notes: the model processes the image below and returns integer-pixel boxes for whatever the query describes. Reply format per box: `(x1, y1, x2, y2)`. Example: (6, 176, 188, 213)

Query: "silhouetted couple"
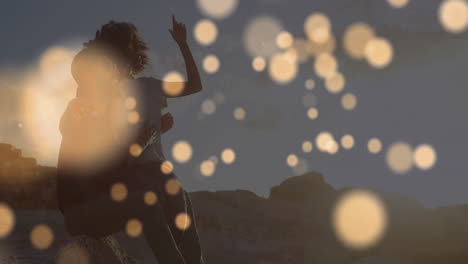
(56, 16, 205, 264)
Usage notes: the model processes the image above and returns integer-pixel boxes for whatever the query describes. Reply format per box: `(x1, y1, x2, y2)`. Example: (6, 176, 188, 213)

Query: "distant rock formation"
(2, 143, 468, 263)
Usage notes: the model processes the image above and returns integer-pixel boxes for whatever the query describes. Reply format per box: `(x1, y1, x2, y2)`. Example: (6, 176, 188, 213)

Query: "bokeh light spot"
(386, 142, 414, 174)
(314, 53, 337, 79)
(307, 107, 319, 120)
(165, 178, 181, 196)
(161, 160, 174, 175)
(234, 107, 246, 120)
(110, 182, 128, 202)
(268, 52, 298, 84)
(197, 0, 239, 20)
(302, 141, 313, 153)
(30, 224, 54, 250)
(414, 144, 437, 170)
(341, 93, 357, 110)
(439, 0, 468, 33)
(252, 56, 267, 72)
(175, 213, 192, 231)
(304, 13, 332, 44)
(343, 23, 375, 59)
(144, 191, 158, 206)
(333, 189, 387, 250)
(365, 38, 394, 68)
(325, 72, 346, 94)
(200, 160, 216, 176)
(341, 134, 355, 150)
(172, 141, 193, 163)
(203, 54, 220, 74)
(368, 138, 383, 154)
(163, 71, 185, 97)
(0, 203, 14, 238)
(126, 218, 143, 237)
(287, 154, 299, 167)
(221, 148, 236, 164)
(194, 19, 218, 46)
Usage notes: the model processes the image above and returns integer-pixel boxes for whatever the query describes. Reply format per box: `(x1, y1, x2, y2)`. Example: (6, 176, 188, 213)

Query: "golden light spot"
(439, 0, 468, 33)
(126, 218, 142, 237)
(327, 140, 339, 155)
(244, 16, 284, 58)
(127, 111, 140, 124)
(110, 182, 128, 202)
(175, 213, 192, 231)
(387, 0, 410, 8)
(201, 99, 217, 115)
(200, 160, 216, 176)
(276, 31, 294, 49)
(414, 144, 437, 170)
(316, 132, 335, 153)
(341, 134, 355, 150)
(0, 203, 14, 238)
(56, 243, 90, 264)
(172, 141, 193, 163)
(194, 19, 218, 46)
(144, 191, 158, 206)
(268, 52, 298, 84)
(165, 178, 181, 196)
(129, 143, 142, 157)
(365, 38, 394, 68)
(333, 189, 387, 250)
(163, 71, 185, 97)
(307, 34, 336, 57)
(343, 23, 375, 59)
(307, 107, 319, 120)
(302, 141, 313, 153)
(125, 96, 137, 110)
(287, 154, 299, 167)
(305, 79, 315, 90)
(197, 0, 239, 19)
(386, 142, 414, 174)
(284, 48, 299, 62)
(341, 93, 357, 111)
(221, 148, 236, 164)
(304, 13, 332, 44)
(368, 138, 383, 154)
(30, 224, 54, 250)
(161, 160, 174, 175)
(203, 54, 220, 74)
(252, 56, 267, 72)
(325, 72, 346, 94)
(314, 53, 337, 79)
(234, 107, 246, 120)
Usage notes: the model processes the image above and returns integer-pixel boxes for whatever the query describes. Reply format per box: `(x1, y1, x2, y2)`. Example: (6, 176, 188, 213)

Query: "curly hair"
(84, 20, 150, 75)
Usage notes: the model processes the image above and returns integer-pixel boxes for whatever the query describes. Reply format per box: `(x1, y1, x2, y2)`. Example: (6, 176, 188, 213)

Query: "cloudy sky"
(1, 0, 467, 208)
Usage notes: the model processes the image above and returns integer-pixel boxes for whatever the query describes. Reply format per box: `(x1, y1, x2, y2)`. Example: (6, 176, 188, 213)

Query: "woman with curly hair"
(57, 16, 205, 264)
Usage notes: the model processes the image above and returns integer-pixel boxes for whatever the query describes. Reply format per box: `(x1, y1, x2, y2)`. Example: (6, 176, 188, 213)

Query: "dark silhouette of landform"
(0, 143, 467, 264)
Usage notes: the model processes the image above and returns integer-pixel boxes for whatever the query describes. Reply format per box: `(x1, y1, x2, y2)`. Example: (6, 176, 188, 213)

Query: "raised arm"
(166, 15, 202, 98)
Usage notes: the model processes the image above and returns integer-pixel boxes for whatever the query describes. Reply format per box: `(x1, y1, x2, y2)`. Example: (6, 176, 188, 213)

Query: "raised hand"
(168, 15, 187, 46)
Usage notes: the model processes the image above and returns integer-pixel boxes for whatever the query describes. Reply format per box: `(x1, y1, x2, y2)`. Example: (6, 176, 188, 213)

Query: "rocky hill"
(1, 144, 468, 263)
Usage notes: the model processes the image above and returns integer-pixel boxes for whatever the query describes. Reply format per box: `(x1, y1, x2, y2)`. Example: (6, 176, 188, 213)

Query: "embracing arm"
(165, 15, 203, 98)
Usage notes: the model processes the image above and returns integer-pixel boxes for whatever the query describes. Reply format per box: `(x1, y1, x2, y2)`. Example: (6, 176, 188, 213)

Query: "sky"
(0, 0, 467, 208)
